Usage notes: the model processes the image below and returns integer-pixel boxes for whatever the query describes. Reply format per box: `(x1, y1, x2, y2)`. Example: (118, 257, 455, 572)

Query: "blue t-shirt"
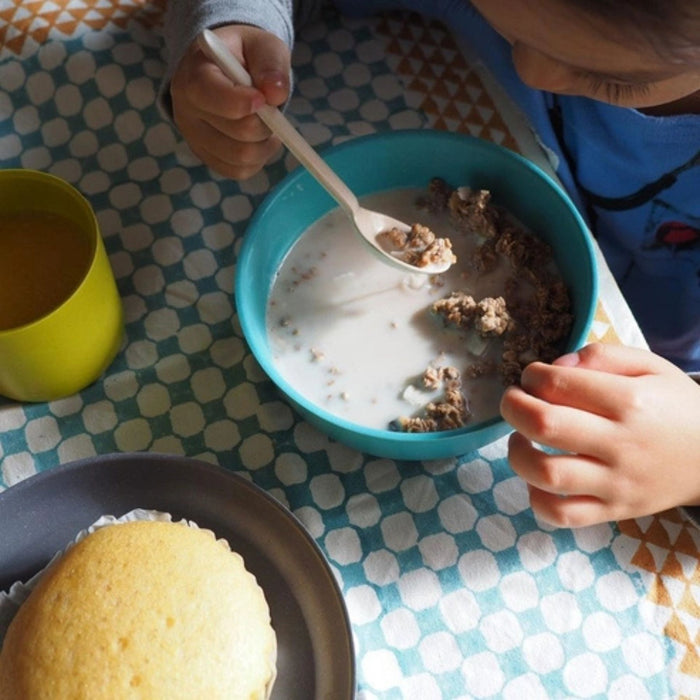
(335, 0, 700, 372)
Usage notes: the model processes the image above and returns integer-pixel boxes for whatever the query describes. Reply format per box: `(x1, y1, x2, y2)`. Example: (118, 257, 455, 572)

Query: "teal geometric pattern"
(0, 4, 679, 697)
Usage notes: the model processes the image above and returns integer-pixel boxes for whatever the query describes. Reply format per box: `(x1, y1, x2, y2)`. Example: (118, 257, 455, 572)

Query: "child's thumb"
(246, 33, 292, 108)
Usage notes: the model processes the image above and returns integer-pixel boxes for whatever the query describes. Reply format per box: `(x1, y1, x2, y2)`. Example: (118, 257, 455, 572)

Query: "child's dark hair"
(573, 0, 700, 63)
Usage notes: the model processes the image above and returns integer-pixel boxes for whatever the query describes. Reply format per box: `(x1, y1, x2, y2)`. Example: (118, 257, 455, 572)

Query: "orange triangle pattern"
(620, 511, 700, 679)
(376, 12, 519, 152)
(0, 0, 165, 56)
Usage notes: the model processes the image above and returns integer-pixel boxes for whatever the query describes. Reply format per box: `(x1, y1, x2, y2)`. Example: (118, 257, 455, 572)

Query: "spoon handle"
(198, 29, 360, 217)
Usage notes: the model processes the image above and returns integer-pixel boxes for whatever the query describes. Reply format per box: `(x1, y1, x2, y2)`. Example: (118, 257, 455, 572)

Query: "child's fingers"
(182, 57, 266, 119)
(193, 145, 277, 181)
(184, 122, 280, 179)
(197, 109, 274, 143)
(518, 361, 630, 418)
(188, 110, 280, 154)
(520, 344, 682, 423)
(507, 432, 613, 500)
(526, 485, 611, 529)
(244, 31, 291, 108)
(554, 342, 669, 376)
(500, 385, 616, 461)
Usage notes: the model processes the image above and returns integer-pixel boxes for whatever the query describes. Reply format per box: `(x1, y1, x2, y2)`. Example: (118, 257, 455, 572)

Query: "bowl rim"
(235, 129, 598, 445)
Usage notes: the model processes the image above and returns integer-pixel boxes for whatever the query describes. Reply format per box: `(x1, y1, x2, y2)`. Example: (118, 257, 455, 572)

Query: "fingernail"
(553, 351, 580, 367)
(259, 70, 287, 90)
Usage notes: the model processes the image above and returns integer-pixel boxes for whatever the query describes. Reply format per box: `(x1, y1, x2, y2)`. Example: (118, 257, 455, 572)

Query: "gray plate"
(0, 453, 355, 699)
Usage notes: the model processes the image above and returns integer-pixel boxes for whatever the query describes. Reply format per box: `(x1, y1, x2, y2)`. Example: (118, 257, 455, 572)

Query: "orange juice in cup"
(0, 170, 124, 402)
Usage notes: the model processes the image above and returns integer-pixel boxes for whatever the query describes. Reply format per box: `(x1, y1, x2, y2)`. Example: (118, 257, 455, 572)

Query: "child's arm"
(161, 1, 322, 178)
(169, 24, 292, 179)
(500, 343, 700, 527)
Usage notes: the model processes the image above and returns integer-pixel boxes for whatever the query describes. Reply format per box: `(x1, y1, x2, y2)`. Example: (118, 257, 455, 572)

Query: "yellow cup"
(0, 170, 124, 402)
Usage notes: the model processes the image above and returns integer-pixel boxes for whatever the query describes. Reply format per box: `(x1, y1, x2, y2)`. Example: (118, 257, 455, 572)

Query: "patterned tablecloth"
(1, 2, 699, 698)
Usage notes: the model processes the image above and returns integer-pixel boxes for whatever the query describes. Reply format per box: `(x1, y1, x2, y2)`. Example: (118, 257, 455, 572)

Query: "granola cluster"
(394, 178, 573, 433)
(396, 365, 471, 433)
(378, 222, 457, 269)
(432, 293, 513, 337)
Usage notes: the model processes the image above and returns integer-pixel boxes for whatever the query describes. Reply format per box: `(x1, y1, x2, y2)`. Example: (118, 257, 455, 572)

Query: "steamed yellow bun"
(0, 520, 276, 699)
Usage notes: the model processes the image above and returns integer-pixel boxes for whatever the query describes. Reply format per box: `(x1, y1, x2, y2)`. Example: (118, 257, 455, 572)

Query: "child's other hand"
(500, 343, 700, 527)
(170, 25, 291, 179)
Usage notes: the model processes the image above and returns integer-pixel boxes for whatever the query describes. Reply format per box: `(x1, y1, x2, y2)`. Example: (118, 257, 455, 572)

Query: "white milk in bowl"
(266, 182, 573, 433)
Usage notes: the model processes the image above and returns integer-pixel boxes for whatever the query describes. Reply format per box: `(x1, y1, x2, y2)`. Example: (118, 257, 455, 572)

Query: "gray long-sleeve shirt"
(160, 0, 323, 116)
(163, 0, 324, 80)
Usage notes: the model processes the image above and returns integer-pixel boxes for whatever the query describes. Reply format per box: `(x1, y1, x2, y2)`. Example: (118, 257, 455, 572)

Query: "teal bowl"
(235, 130, 598, 460)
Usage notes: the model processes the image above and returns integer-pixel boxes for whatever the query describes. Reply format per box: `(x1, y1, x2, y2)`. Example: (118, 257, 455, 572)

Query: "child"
(162, 0, 700, 527)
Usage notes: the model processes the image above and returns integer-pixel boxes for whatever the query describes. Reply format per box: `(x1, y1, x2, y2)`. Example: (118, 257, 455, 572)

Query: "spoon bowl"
(197, 29, 454, 275)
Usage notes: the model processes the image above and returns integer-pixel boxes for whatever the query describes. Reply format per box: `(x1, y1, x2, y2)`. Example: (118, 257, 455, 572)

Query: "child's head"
(472, 0, 700, 109)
